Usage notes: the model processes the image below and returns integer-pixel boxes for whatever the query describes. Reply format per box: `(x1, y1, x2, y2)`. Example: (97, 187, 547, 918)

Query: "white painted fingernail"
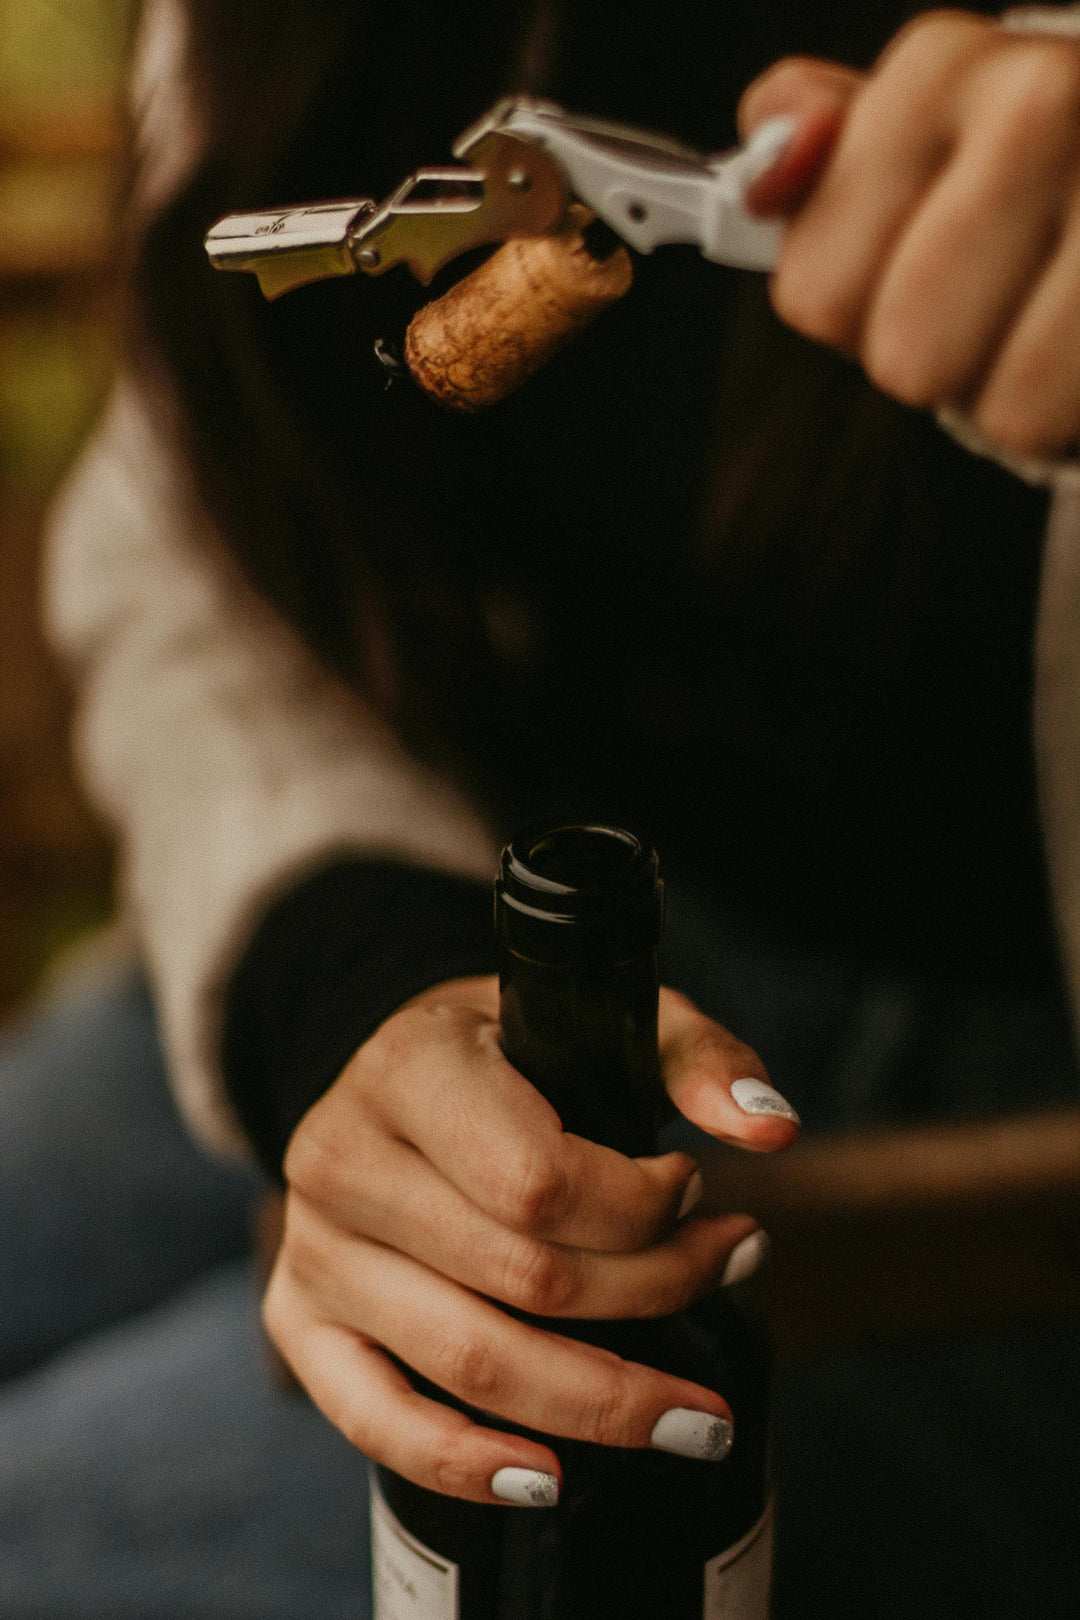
(731, 1077, 800, 1124)
(741, 115, 798, 181)
(650, 1409, 733, 1462)
(677, 1169, 704, 1220)
(491, 1467, 559, 1508)
(721, 1228, 770, 1287)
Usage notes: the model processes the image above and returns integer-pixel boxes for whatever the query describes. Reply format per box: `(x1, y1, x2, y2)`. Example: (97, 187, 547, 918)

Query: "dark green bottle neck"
(495, 823, 665, 1159)
(498, 944, 662, 1158)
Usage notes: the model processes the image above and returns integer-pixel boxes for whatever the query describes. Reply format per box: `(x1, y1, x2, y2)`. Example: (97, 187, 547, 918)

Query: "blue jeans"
(2, 925, 1079, 1618)
(0, 975, 371, 1619)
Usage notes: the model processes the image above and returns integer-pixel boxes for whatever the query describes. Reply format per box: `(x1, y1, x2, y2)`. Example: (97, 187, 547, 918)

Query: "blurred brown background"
(0, 0, 135, 1016)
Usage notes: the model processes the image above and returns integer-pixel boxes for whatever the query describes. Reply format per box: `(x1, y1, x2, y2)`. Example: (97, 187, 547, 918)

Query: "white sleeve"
(42, 382, 498, 1157)
(982, 10, 1080, 1033)
(1000, 5, 1080, 37)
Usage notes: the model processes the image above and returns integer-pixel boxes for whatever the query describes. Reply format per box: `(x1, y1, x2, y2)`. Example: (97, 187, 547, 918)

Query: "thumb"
(658, 989, 800, 1155)
(737, 57, 863, 217)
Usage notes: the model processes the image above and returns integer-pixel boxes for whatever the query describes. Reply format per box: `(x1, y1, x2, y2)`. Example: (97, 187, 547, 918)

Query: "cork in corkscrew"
(403, 206, 633, 413)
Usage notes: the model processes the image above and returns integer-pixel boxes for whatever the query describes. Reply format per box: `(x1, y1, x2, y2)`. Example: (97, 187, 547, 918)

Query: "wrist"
(221, 857, 496, 1180)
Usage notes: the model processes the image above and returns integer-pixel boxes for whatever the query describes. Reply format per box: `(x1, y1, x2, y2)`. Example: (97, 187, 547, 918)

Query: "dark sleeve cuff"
(221, 858, 497, 1182)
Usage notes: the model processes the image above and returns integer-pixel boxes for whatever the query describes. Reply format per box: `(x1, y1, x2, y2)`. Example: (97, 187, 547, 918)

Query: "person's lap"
(0, 971, 258, 1381)
(0, 970, 368, 1618)
(0, 1261, 370, 1620)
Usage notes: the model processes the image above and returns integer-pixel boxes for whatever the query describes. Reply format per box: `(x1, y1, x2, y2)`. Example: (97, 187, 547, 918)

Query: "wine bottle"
(371, 823, 773, 1619)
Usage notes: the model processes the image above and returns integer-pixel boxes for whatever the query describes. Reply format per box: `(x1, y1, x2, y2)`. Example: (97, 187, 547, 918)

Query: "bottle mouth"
(510, 824, 643, 896)
(497, 822, 662, 947)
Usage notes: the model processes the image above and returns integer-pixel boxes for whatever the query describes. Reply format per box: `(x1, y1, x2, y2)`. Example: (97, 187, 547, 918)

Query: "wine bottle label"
(703, 1498, 775, 1619)
(371, 1477, 459, 1620)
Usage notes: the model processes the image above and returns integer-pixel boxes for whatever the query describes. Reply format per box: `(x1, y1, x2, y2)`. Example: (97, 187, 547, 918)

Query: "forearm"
(42, 381, 497, 1156)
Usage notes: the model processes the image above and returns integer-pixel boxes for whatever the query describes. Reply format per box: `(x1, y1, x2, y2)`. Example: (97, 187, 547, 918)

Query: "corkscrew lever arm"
(456, 99, 789, 273)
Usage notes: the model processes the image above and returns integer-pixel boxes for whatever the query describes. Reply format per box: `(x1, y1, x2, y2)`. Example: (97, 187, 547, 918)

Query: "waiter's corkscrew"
(203, 96, 791, 299)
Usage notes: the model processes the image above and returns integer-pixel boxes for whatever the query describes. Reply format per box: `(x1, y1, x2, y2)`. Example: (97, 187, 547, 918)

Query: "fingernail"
(730, 1077, 800, 1124)
(650, 1409, 734, 1462)
(677, 1169, 704, 1220)
(491, 1467, 560, 1508)
(721, 1228, 770, 1287)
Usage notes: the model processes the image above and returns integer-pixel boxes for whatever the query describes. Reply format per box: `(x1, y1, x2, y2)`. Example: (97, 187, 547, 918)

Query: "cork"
(404, 207, 633, 413)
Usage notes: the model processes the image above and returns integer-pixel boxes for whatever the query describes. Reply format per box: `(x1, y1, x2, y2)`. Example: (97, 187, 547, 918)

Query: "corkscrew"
(203, 96, 790, 300)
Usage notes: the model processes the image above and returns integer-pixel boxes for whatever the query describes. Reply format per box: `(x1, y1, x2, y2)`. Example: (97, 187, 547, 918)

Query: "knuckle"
(660, 985, 698, 1019)
(745, 54, 819, 107)
(364, 996, 479, 1091)
(997, 43, 1080, 137)
(339, 1410, 375, 1456)
(717, 1027, 767, 1078)
(363, 1003, 422, 1068)
(681, 1018, 759, 1087)
(277, 1216, 326, 1291)
(770, 262, 857, 351)
(971, 393, 1058, 460)
(368, 993, 461, 1059)
(498, 1147, 570, 1233)
(500, 1237, 579, 1315)
(433, 1333, 503, 1405)
(758, 53, 813, 85)
(730, 1041, 767, 1082)
(260, 1272, 290, 1347)
(886, 10, 986, 68)
(917, 10, 983, 43)
(582, 1368, 640, 1448)
(429, 1445, 477, 1501)
(282, 1114, 344, 1199)
(681, 1019, 725, 1068)
(862, 322, 939, 409)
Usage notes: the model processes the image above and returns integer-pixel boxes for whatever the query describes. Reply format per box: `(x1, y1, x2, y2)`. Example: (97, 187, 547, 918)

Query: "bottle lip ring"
(498, 822, 661, 924)
(503, 823, 645, 899)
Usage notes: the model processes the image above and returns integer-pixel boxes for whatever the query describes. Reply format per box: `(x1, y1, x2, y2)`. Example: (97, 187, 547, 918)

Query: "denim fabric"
(0, 1263, 370, 1620)
(0, 974, 369, 1619)
(0, 975, 259, 1382)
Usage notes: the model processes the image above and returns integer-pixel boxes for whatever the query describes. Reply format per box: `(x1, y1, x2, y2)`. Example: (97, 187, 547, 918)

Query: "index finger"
(360, 987, 699, 1253)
